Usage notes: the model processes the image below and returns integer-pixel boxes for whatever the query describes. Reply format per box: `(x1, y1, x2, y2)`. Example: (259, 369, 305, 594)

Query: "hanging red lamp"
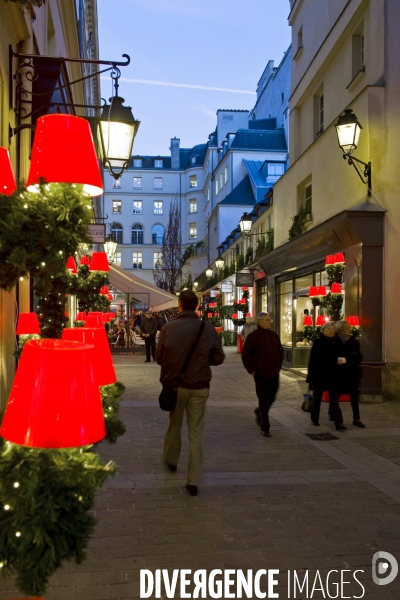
(325, 255, 335, 265)
(331, 283, 342, 294)
(309, 286, 318, 297)
(89, 252, 109, 272)
(334, 253, 345, 264)
(107, 311, 116, 320)
(0, 339, 105, 448)
(16, 312, 40, 335)
(246, 313, 251, 317)
(80, 255, 90, 265)
(0, 147, 17, 196)
(232, 313, 238, 319)
(347, 316, 360, 327)
(26, 115, 103, 196)
(62, 327, 116, 386)
(100, 285, 109, 295)
(66, 256, 77, 273)
(303, 316, 313, 326)
(107, 293, 113, 301)
(85, 312, 104, 328)
(75, 311, 87, 321)
(316, 315, 326, 326)
(242, 286, 249, 291)
(317, 286, 327, 296)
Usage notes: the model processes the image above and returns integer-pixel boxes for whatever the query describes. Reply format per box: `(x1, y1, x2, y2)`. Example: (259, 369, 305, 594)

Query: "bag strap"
(177, 320, 205, 382)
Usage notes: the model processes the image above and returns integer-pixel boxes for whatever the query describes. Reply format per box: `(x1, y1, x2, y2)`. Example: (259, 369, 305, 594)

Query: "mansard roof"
(230, 128, 287, 152)
(218, 175, 255, 206)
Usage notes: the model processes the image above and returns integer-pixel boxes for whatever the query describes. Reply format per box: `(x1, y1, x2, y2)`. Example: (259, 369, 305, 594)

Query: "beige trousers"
(163, 386, 209, 485)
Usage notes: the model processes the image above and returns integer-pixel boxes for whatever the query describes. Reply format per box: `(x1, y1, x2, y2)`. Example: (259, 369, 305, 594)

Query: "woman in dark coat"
(334, 320, 365, 428)
(306, 321, 343, 428)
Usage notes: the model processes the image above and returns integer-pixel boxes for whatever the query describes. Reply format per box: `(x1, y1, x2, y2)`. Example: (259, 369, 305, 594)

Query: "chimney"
(170, 137, 180, 169)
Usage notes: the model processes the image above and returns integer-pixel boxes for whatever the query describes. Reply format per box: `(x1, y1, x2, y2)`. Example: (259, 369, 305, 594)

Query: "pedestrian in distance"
(241, 315, 257, 343)
(156, 290, 225, 496)
(141, 312, 158, 362)
(241, 312, 283, 437)
(116, 325, 125, 347)
(334, 320, 365, 429)
(306, 321, 340, 427)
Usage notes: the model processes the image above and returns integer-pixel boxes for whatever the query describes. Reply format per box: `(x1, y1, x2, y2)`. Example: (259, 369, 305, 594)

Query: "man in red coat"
(241, 312, 283, 437)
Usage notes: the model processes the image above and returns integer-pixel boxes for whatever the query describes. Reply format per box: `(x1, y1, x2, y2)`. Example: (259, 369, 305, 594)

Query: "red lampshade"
(232, 313, 238, 319)
(85, 312, 104, 328)
(16, 312, 40, 335)
(303, 316, 313, 326)
(62, 327, 116, 386)
(309, 286, 318, 297)
(0, 339, 105, 448)
(207, 312, 212, 317)
(80, 255, 90, 265)
(331, 283, 342, 294)
(242, 286, 249, 291)
(107, 312, 116, 320)
(246, 313, 251, 317)
(0, 147, 17, 196)
(316, 315, 326, 326)
(76, 311, 87, 321)
(26, 115, 103, 196)
(334, 253, 345, 264)
(100, 285, 109, 295)
(102, 313, 111, 322)
(347, 316, 360, 327)
(66, 256, 77, 273)
(325, 255, 335, 265)
(89, 252, 109, 272)
(318, 286, 327, 296)
(107, 293, 113, 300)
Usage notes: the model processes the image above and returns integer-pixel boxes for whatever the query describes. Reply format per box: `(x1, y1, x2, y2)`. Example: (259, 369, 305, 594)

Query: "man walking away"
(141, 312, 158, 362)
(156, 290, 225, 496)
(241, 312, 283, 437)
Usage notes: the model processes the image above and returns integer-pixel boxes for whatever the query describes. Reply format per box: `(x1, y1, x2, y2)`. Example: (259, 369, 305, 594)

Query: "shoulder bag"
(301, 385, 315, 413)
(159, 321, 205, 412)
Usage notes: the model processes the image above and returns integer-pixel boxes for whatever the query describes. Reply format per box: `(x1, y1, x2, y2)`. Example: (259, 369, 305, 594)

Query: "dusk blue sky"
(97, 0, 292, 156)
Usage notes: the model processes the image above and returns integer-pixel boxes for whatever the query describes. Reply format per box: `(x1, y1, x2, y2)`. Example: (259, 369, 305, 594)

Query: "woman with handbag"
(306, 321, 343, 428)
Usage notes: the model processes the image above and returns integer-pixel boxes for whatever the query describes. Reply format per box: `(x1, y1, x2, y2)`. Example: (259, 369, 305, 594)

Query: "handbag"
(301, 385, 314, 413)
(159, 321, 205, 411)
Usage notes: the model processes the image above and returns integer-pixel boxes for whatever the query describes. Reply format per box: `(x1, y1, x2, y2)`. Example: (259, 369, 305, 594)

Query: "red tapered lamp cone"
(26, 115, 103, 196)
(331, 283, 342, 294)
(0, 147, 17, 196)
(85, 311, 104, 327)
(89, 252, 109, 272)
(334, 253, 345, 264)
(66, 256, 77, 273)
(100, 285, 109, 295)
(303, 316, 313, 326)
(325, 255, 335, 265)
(309, 286, 318, 297)
(316, 315, 326, 326)
(80, 255, 90, 266)
(16, 312, 40, 335)
(0, 340, 105, 448)
(76, 311, 87, 321)
(347, 316, 360, 327)
(62, 327, 116, 386)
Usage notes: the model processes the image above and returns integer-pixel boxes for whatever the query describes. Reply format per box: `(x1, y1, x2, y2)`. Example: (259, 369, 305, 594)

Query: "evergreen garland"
(0, 439, 116, 597)
(13, 334, 41, 360)
(100, 382, 126, 444)
(69, 264, 111, 313)
(231, 289, 250, 327)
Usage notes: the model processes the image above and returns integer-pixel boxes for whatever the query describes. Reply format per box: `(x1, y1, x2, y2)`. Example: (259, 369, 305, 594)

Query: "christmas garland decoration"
(231, 288, 250, 327)
(0, 439, 116, 597)
(100, 382, 126, 444)
(69, 264, 111, 313)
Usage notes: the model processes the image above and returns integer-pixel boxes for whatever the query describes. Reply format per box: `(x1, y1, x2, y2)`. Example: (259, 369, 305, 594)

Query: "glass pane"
(295, 274, 313, 292)
(296, 296, 313, 347)
(280, 292, 292, 346)
(279, 281, 292, 294)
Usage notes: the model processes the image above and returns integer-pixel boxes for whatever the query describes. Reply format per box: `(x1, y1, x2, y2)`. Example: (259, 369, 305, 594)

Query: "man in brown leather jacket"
(241, 312, 283, 437)
(156, 290, 225, 496)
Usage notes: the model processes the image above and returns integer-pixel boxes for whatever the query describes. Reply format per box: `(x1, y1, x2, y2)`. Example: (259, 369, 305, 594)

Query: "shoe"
(311, 421, 320, 426)
(335, 423, 347, 431)
(166, 463, 177, 472)
(261, 430, 271, 437)
(186, 484, 198, 496)
(353, 420, 366, 428)
(144, 359, 151, 363)
(254, 407, 261, 426)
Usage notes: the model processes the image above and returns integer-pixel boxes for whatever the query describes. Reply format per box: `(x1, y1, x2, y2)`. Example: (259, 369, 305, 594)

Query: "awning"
(108, 264, 176, 308)
(150, 298, 178, 312)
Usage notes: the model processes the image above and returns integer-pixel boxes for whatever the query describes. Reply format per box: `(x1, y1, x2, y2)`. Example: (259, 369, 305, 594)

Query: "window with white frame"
(131, 223, 144, 244)
(112, 200, 122, 213)
(153, 252, 163, 269)
(154, 177, 163, 190)
(154, 201, 163, 215)
(111, 222, 123, 244)
(133, 201, 143, 214)
(313, 85, 324, 139)
(133, 158, 142, 167)
(189, 199, 197, 213)
(133, 177, 142, 189)
(224, 166, 228, 185)
(189, 222, 197, 239)
(207, 187, 210, 202)
(132, 252, 142, 269)
(189, 175, 197, 188)
(113, 251, 122, 266)
(267, 163, 285, 183)
(154, 159, 163, 168)
(152, 224, 164, 244)
(215, 178, 219, 195)
(220, 173, 223, 190)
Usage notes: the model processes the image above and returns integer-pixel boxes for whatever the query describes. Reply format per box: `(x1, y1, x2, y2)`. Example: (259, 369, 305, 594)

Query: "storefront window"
(257, 280, 268, 313)
(296, 295, 313, 347)
(279, 281, 293, 346)
(295, 274, 313, 292)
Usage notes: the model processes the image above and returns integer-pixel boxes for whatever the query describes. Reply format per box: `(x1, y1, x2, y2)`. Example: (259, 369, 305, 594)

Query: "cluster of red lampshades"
(309, 283, 343, 297)
(303, 315, 360, 327)
(232, 312, 252, 320)
(66, 253, 114, 301)
(233, 299, 247, 305)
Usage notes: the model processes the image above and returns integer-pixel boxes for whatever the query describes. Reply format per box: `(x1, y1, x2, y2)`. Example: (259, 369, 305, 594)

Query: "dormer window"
(154, 159, 163, 168)
(133, 158, 142, 167)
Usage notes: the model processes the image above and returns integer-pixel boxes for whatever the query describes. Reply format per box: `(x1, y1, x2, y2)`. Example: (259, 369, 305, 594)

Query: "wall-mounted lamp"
(215, 258, 224, 270)
(239, 213, 253, 235)
(104, 235, 118, 265)
(335, 109, 371, 196)
(205, 268, 213, 279)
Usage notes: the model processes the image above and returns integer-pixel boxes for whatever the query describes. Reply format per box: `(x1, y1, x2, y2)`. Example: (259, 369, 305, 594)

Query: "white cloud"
(102, 76, 255, 95)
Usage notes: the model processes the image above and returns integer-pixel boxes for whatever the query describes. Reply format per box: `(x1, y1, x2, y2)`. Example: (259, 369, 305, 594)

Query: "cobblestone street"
(1, 349, 400, 599)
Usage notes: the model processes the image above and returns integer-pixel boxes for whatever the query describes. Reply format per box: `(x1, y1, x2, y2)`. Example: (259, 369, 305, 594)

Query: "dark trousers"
(330, 388, 360, 421)
(313, 387, 360, 424)
(144, 338, 156, 360)
(254, 374, 279, 431)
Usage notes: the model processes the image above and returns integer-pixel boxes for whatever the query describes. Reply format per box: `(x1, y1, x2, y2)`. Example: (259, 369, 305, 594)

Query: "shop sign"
(221, 282, 233, 293)
(88, 223, 105, 243)
(210, 289, 219, 298)
(235, 272, 254, 287)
